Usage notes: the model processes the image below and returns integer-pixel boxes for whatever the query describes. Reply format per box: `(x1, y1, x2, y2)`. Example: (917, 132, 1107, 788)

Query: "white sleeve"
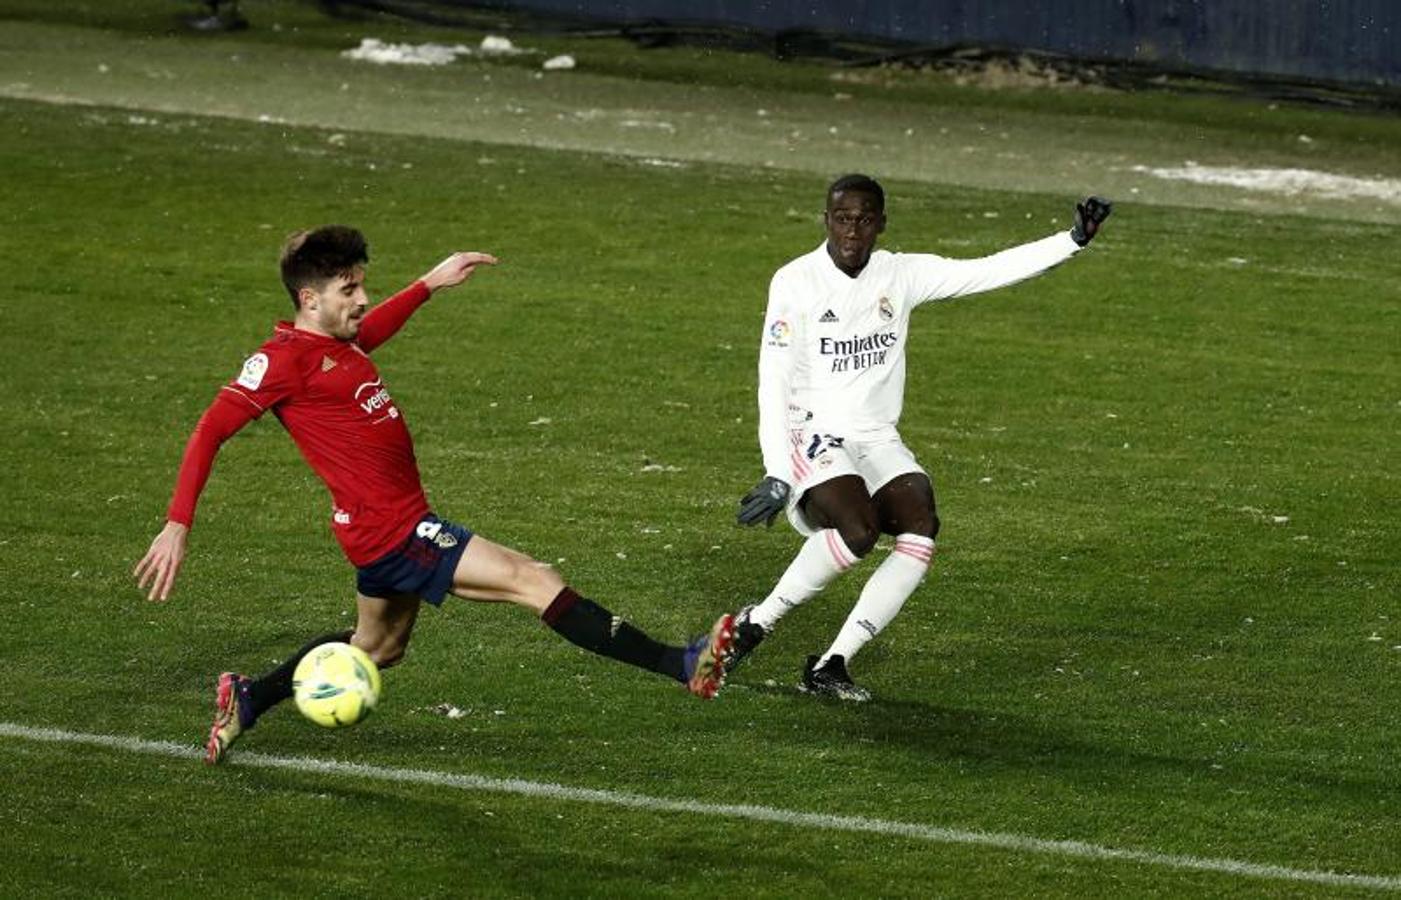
(756, 271, 800, 483)
(905, 231, 1081, 306)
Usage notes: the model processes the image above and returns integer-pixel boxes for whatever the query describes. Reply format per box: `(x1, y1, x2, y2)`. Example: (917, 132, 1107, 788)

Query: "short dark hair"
(280, 225, 369, 308)
(827, 173, 885, 211)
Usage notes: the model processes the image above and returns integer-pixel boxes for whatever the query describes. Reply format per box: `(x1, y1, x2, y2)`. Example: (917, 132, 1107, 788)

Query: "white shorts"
(785, 429, 926, 536)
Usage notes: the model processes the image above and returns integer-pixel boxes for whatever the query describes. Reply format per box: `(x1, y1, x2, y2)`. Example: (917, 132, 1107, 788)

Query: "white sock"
(749, 529, 858, 631)
(821, 533, 933, 664)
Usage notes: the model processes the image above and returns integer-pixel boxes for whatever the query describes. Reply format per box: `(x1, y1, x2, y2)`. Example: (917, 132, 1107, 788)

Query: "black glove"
(1070, 196, 1113, 246)
(737, 476, 791, 527)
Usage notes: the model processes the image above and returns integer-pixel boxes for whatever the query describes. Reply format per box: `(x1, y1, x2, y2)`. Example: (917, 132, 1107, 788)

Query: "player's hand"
(134, 521, 189, 602)
(421, 251, 499, 292)
(1070, 196, 1113, 246)
(737, 476, 791, 527)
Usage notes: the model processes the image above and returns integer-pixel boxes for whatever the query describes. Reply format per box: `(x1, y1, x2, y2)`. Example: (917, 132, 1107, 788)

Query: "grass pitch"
(0, 2, 1398, 896)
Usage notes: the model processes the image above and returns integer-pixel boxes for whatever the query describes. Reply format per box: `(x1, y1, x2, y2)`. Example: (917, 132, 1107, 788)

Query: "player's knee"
(914, 513, 940, 541)
(895, 500, 939, 541)
(508, 553, 565, 609)
(838, 520, 880, 558)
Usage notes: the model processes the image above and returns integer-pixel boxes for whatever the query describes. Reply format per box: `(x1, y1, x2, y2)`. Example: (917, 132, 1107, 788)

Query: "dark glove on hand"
(1070, 196, 1113, 246)
(737, 476, 791, 527)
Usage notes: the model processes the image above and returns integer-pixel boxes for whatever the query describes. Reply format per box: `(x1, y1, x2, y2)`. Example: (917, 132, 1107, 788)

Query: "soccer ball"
(293, 642, 382, 728)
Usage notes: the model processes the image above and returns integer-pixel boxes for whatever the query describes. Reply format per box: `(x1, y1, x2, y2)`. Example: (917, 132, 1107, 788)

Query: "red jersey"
(167, 282, 434, 566)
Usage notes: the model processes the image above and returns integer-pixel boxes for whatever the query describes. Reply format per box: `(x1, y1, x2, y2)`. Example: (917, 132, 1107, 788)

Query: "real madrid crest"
(878, 297, 894, 321)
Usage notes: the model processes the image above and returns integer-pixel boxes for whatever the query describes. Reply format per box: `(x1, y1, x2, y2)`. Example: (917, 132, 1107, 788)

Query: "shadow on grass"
(737, 681, 1394, 804)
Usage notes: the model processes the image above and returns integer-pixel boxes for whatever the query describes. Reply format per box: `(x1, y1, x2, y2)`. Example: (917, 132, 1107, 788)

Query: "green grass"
(0, 3, 1399, 896)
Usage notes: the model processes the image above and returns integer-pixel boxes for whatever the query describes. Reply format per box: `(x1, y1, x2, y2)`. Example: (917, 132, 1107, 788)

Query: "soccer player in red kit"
(135, 226, 734, 763)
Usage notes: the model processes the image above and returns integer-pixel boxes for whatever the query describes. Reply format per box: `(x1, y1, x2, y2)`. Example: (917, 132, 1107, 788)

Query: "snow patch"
(342, 35, 529, 67)
(1132, 163, 1401, 204)
(620, 118, 676, 132)
(342, 38, 470, 66)
(479, 35, 524, 56)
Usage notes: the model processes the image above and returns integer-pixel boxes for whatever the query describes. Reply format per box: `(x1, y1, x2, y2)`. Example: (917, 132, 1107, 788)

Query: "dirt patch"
(832, 51, 1105, 92)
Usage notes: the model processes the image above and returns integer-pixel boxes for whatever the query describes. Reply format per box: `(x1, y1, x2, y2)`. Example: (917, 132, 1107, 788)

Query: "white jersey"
(756, 231, 1081, 481)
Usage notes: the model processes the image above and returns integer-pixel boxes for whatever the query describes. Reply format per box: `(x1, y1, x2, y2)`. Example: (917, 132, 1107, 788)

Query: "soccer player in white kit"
(731, 174, 1112, 700)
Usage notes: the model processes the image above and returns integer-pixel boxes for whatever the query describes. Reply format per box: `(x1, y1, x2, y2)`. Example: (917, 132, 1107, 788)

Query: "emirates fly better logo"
(820, 330, 899, 373)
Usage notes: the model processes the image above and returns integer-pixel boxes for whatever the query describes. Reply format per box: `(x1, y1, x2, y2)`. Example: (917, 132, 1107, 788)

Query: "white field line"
(2, 721, 1397, 892)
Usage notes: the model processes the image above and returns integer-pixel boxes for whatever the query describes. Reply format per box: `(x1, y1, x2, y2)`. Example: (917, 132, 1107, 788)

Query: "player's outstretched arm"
(134, 521, 190, 602)
(134, 392, 256, 601)
(358, 252, 501, 353)
(420, 251, 499, 293)
(910, 195, 1113, 304)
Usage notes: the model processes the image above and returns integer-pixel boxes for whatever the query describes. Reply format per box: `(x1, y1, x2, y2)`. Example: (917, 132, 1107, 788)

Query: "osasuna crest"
(878, 297, 894, 321)
(237, 352, 269, 390)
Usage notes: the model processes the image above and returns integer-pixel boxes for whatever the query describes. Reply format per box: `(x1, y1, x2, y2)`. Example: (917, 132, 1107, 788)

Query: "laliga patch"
(767, 319, 792, 347)
(237, 353, 269, 390)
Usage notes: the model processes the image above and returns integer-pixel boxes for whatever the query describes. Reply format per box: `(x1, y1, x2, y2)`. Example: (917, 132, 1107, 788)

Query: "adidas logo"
(321, 355, 337, 372)
(818, 309, 839, 323)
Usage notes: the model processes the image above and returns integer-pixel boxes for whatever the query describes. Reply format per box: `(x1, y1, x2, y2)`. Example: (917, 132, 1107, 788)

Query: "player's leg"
(449, 535, 733, 698)
(803, 475, 884, 555)
(809, 466, 938, 701)
(206, 594, 419, 765)
(447, 532, 565, 610)
(206, 628, 351, 764)
(875, 472, 940, 541)
(239, 595, 419, 720)
(731, 472, 878, 671)
(350, 591, 423, 669)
